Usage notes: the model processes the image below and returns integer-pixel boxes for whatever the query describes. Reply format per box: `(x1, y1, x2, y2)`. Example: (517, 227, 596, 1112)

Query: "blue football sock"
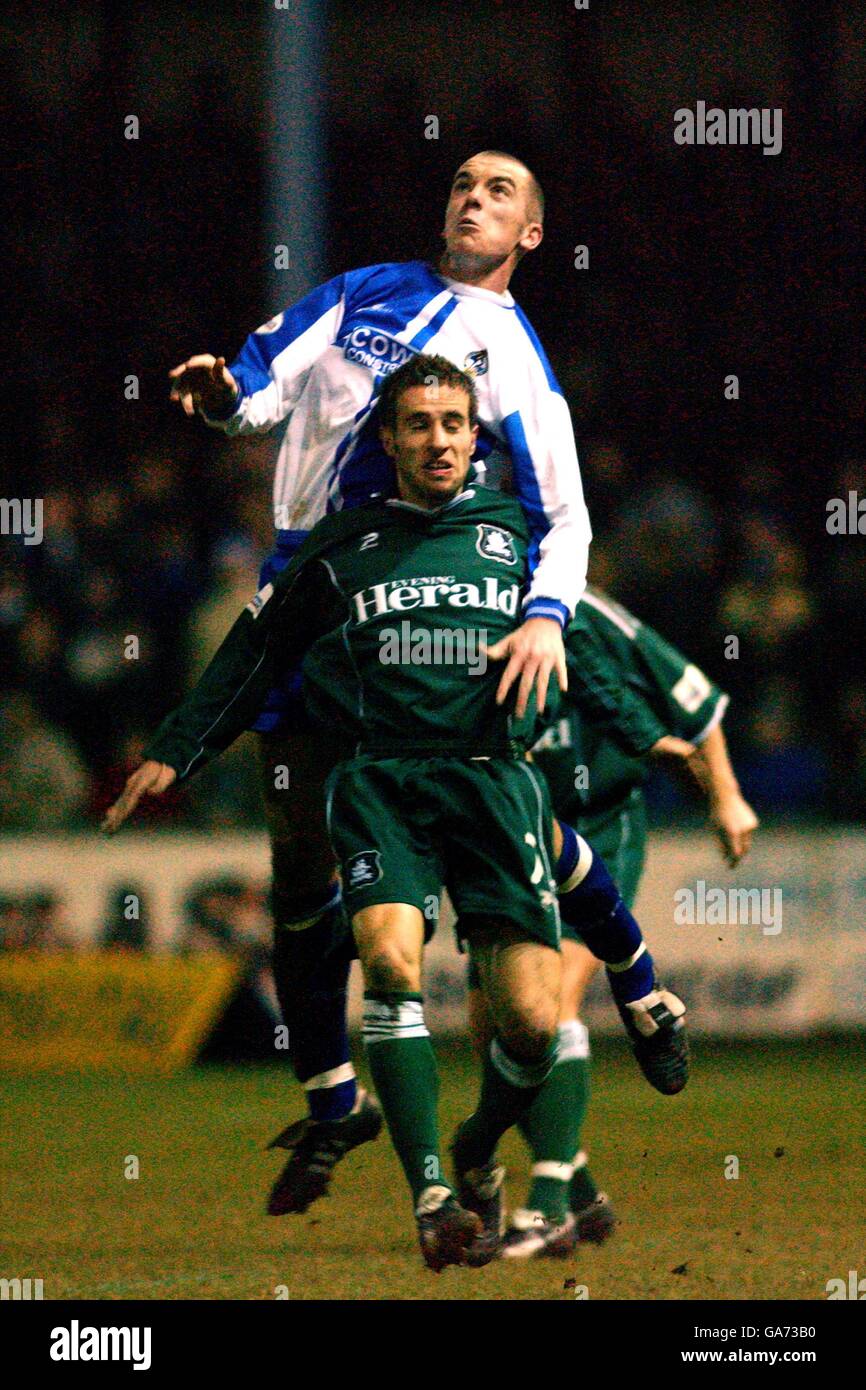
(555, 823, 655, 1004)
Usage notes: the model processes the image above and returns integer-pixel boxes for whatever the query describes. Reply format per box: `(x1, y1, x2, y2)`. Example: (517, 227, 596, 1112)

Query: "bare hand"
(650, 734, 698, 761)
(169, 354, 238, 418)
(101, 761, 177, 834)
(484, 617, 567, 718)
(710, 790, 759, 866)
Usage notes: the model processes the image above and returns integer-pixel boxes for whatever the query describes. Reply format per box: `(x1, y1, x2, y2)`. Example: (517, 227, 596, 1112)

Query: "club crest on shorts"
(464, 349, 489, 378)
(476, 523, 518, 565)
(345, 850, 383, 891)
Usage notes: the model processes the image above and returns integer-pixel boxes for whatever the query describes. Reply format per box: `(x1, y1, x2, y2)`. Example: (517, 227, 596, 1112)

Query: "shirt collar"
(386, 488, 476, 516)
(431, 266, 515, 308)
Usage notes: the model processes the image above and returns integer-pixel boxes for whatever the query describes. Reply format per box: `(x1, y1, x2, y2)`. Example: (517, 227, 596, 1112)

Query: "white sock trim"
(572, 1149, 589, 1170)
(415, 1184, 452, 1217)
(625, 988, 686, 1036)
(362, 997, 429, 1044)
(531, 1160, 574, 1182)
(557, 1019, 590, 1061)
(607, 941, 647, 973)
(303, 1062, 356, 1091)
(511, 1207, 547, 1232)
(490, 1037, 553, 1088)
(558, 834, 594, 894)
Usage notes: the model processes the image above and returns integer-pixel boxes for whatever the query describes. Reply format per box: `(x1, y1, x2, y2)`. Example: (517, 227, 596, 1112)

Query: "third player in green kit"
(469, 587, 759, 1258)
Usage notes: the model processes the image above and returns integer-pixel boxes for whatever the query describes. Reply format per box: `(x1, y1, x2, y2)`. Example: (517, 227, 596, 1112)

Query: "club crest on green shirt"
(476, 524, 518, 565)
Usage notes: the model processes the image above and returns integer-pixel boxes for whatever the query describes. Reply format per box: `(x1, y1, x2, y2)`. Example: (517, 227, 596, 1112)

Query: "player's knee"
(360, 941, 421, 995)
(498, 1002, 557, 1062)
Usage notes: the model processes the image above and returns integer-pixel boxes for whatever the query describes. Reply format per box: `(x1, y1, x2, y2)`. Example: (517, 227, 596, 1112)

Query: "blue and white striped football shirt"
(204, 260, 591, 624)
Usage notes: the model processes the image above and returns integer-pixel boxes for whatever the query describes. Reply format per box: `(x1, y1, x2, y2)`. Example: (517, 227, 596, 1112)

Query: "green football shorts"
(326, 754, 561, 950)
(466, 786, 648, 986)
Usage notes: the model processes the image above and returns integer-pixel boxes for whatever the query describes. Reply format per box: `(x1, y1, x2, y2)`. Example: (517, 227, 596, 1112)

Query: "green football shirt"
(145, 492, 669, 779)
(534, 586, 729, 822)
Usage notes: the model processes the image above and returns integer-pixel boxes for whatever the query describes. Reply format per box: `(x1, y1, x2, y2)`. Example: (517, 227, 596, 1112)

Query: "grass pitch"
(2, 1037, 863, 1301)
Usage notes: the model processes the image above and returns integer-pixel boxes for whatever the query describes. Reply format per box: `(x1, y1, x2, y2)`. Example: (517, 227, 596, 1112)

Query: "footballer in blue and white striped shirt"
(165, 151, 594, 1213)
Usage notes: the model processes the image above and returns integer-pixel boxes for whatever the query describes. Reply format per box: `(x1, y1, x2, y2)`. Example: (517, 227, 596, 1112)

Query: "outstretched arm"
(169, 276, 347, 435)
(684, 722, 759, 865)
(101, 559, 340, 832)
(492, 327, 592, 717)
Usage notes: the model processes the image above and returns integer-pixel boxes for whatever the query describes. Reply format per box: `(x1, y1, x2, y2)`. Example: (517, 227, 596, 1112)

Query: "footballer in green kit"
(104, 353, 692, 1271)
(467, 588, 759, 1258)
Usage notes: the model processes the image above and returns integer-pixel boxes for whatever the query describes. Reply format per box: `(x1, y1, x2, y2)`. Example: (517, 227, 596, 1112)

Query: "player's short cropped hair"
(377, 352, 479, 431)
(464, 150, 545, 224)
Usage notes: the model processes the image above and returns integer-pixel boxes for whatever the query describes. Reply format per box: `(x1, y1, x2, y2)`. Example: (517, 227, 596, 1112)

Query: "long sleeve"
(202, 275, 347, 435)
(144, 561, 343, 779)
(562, 608, 668, 756)
(499, 307, 592, 625)
(630, 620, 729, 745)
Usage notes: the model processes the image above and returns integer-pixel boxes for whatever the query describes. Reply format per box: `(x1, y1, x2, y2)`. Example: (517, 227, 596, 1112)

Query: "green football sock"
(362, 992, 446, 1205)
(455, 1036, 556, 1172)
(520, 1021, 591, 1223)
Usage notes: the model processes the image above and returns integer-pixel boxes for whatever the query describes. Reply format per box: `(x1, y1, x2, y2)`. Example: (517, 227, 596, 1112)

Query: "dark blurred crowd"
(1, 431, 274, 833)
(3, 0, 864, 836)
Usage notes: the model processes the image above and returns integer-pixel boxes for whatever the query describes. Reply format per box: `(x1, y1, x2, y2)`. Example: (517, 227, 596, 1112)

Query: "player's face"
(442, 155, 542, 268)
(381, 384, 478, 509)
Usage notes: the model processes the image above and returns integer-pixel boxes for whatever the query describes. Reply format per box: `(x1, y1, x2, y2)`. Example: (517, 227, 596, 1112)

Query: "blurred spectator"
(0, 566, 30, 631)
(736, 678, 828, 818)
(609, 473, 721, 670)
(581, 438, 637, 535)
(717, 521, 819, 717)
(182, 875, 280, 1062)
(186, 535, 261, 680)
(828, 684, 866, 821)
(0, 692, 90, 830)
(0, 891, 72, 952)
(181, 876, 271, 958)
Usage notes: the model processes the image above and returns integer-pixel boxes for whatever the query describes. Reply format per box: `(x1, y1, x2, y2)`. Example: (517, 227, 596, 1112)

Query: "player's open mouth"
(424, 461, 453, 475)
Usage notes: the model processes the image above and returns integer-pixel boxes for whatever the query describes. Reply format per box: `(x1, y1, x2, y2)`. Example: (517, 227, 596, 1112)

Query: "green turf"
(2, 1038, 864, 1301)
